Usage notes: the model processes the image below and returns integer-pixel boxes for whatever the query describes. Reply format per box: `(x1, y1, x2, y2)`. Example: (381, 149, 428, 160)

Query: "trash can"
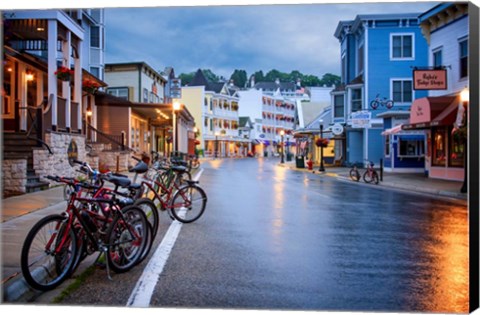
(295, 155, 305, 168)
(286, 153, 292, 162)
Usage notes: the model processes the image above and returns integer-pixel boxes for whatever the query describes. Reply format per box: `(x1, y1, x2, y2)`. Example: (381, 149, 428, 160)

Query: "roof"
(188, 69, 239, 95)
(105, 62, 167, 83)
(238, 117, 253, 128)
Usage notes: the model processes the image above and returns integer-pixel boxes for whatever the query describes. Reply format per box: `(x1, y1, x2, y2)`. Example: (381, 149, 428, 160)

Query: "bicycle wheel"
(372, 171, 379, 185)
(21, 214, 77, 291)
(349, 168, 360, 182)
(134, 198, 159, 239)
(386, 100, 394, 109)
(175, 171, 192, 187)
(370, 100, 379, 110)
(63, 184, 74, 201)
(191, 160, 200, 169)
(363, 171, 374, 183)
(170, 185, 207, 223)
(106, 206, 149, 273)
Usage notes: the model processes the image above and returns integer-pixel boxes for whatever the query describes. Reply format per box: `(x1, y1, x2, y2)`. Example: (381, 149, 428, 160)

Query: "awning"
(381, 124, 403, 136)
(397, 134, 425, 141)
(402, 95, 458, 130)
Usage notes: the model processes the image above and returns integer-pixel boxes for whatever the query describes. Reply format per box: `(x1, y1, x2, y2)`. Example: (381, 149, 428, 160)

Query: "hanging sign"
(351, 111, 371, 128)
(413, 69, 447, 90)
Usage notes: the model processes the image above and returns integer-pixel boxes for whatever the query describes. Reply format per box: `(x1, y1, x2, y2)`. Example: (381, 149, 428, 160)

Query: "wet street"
(57, 158, 469, 312)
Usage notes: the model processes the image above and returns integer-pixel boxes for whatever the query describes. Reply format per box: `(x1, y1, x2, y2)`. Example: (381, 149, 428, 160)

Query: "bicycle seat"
(107, 175, 131, 188)
(171, 165, 188, 173)
(129, 161, 148, 174)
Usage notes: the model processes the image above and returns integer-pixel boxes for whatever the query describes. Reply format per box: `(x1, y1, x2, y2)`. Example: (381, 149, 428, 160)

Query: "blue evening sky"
(4, 1, 440, 79)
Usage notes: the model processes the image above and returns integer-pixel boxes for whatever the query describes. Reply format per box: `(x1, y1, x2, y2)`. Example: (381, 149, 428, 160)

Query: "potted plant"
(315, 138, 329, 148)
(82, 79, 100, 94)
(55, 66, 74, 81)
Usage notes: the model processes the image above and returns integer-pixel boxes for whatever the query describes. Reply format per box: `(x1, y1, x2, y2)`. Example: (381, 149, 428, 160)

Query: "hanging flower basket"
(55, 66, 74, 81)
(82, 79, 100, 94)
(315, 138, 329, 148)
(194, 139, 201, 145)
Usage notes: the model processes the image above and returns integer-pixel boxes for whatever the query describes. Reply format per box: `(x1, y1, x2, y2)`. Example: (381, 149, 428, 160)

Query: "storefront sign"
(351, 111, 371, 128)
(413, 69, 447, 90)
(170, 78, 182, 98)
(67, 140, 78, 167)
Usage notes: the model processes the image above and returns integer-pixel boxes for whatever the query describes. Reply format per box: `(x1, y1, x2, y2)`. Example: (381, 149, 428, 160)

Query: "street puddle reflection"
(417, 204, 469, 313)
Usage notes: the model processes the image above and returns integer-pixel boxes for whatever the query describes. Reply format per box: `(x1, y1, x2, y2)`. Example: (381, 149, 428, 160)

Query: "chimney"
(275, 78, 280, 85)
(250, 75, 255, 88)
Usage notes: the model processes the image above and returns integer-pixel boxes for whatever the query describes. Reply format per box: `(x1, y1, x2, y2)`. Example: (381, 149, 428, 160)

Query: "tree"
(202, 69, 220, 82)
(230, 69, 248, 87)
(178, 72, 195, 86)
(319, 73, 341, 87)
(252, 71, 265, 83)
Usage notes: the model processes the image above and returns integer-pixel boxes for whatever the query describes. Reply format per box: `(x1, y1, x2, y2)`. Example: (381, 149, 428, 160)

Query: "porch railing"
(86, 124, 134, 152)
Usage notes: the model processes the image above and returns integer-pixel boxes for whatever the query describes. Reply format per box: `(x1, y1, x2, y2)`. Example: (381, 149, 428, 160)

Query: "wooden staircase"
(3, 132, 50, 193)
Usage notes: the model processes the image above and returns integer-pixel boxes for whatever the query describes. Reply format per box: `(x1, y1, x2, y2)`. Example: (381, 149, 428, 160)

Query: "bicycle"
(370, 94, 394, 110)
(349, 162, 361, 182)
(363, 160, 380, 184)
(21, 174, 151, 291)
(129, 157, 208, 224)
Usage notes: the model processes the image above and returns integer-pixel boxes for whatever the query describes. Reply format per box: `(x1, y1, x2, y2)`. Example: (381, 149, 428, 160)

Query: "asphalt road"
(50, 158, 469, 313)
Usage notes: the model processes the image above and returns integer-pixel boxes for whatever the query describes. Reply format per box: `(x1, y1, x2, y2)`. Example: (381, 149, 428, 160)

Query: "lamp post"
(214, 131, 219, 159)
(319, 119, 325, 172)
(460, 87, 469, 193)
(172, 101, 181, 156)
(280, 130, 285, 164)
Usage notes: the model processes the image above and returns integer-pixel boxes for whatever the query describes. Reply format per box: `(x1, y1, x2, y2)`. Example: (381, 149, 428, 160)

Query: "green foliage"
(230, 69, 248, 87)
(178, 68, 340, 87)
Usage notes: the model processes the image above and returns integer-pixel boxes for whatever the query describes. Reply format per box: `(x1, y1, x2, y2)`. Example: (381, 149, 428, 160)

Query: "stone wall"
(2, 159, 27, 194)
(34, 132, 88, 181)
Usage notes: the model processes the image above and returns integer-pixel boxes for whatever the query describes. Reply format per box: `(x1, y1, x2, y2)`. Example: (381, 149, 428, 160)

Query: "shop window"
(398, 138, 424, 157)
(432, 128, 446, 166)
(449, 130, 465, 167)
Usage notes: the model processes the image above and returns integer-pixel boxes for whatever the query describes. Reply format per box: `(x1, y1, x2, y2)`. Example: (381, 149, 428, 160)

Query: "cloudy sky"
(4, 1, 439, 78)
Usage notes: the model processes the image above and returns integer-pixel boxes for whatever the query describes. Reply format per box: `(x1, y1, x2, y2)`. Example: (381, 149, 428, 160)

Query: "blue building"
(332, 13, 429, 171)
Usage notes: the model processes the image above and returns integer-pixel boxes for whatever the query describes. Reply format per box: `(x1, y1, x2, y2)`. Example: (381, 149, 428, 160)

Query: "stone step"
(25, 181, 50, 193)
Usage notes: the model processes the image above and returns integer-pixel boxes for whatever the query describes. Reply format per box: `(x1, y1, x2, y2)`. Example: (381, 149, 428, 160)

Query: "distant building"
(180, 69, 245, 158)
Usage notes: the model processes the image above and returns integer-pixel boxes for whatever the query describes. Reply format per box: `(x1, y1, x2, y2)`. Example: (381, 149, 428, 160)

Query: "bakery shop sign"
(413, 69, 447, 90)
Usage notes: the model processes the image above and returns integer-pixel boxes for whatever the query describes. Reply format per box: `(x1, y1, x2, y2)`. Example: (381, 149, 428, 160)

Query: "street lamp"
(460, 87, 469, 193)
(172, 101, 181, 156)
(319, 119, 325, 172)
(280, 130, 285, 164)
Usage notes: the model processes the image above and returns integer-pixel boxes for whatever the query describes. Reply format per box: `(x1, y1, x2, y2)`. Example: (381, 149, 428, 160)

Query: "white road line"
(127, 214, 183, 307)
(127, 167, 203, 307)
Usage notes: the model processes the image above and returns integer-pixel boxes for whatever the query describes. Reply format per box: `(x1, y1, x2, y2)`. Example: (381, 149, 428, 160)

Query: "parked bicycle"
(370, 94, 394, 110)
(129, 156, 208, 224)
(21, 168, 151, 291)
(349, 160, 379, 184)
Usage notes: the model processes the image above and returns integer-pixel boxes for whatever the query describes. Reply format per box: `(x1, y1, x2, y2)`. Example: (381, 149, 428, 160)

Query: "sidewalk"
(280, 160, 468, 202)
(1, 162, 468, 303)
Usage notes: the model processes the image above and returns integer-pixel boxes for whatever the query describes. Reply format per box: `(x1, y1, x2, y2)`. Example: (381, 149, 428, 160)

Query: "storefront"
(379, 111, 426, 173)
(402, 95, 466, 181)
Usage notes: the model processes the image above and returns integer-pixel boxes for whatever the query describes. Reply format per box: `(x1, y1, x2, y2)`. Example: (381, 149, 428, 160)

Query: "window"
(433, 49, 442, 68)
(107, 87, 129, 100)
(398, 138, 424, 157)
(90, 66, 100, 78)
(392, 80, 412, 103)
(143, 88, 148, 103)
(358, 44, 364, 74)
(391, 34, 413, 59)
(351, 89, 362, 112)
(432, 128, 446, 166)
(459, 38, 468, 79)
(334, 94, 345, 118)
(449, 129, 465, 167)
(90, 26, 100, 48)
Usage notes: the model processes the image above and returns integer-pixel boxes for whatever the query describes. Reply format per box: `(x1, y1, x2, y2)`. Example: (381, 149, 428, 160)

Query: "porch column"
(63, 30, 72, 132)
(48, 20, 58, 131)
(74, 38, 82, 133)
(36, 70, 44, 106)
(19, 63, 27, 131)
